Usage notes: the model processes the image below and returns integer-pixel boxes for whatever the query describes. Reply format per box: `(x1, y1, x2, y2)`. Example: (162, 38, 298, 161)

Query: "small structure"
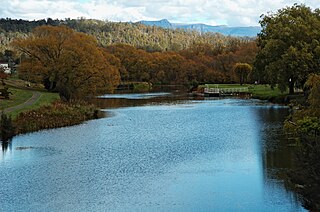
(204, 84, 220, 97)
(204, 84, 250, 97)
(0, 63, 11, 74)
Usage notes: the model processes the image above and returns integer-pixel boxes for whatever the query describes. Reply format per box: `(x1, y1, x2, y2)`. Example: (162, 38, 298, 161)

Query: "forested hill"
(0, 18, 253, 52)
(138, 19, 261, 37)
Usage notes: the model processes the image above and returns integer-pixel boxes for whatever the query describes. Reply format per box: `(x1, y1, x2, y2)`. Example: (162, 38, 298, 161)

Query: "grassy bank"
(13, 101, 102, 135)
(1, 86, 101, 140)
(201, 84, 289, 102)
(249, 84, 288, 100)
(0, 88, 33, 110)
(9, 91, 60, 118)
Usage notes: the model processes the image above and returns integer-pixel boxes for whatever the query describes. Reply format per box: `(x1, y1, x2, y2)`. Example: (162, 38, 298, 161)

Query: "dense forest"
(0, 18, 253, 52)
(1, 18, 258, 87)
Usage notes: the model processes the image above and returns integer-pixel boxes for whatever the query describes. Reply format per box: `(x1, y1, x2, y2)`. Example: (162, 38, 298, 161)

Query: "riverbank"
(1, 100, 103, 141)
(14, 100, 104, 135)
(1, 80, 104, 141)
(197, 84, 304, 104)
(1, 82, 303, 142)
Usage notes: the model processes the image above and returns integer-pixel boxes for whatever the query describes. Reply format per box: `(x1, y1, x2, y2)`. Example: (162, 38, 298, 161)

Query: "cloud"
(0, 0, 319, 26)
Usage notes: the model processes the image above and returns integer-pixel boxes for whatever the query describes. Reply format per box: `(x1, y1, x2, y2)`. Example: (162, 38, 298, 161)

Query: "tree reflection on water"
(1, 139, 12, 155)
(256, 106, 304, 207)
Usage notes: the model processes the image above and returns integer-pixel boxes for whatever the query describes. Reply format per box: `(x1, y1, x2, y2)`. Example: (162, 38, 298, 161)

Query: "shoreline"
(1, 92, 301, 142)
(1, 100, 104, 143)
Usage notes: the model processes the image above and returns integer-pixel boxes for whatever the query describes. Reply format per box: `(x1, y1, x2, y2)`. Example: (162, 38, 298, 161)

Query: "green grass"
(0, 88, 33, 110)
(1, 86, 60, 117)
(31, 92, 60, 109)
(9, 91, 60, 118)
(133, 82, 150, 92)
(249, 84, 288, 99)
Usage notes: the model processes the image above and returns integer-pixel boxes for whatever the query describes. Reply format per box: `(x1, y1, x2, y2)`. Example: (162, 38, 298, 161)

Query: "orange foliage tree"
(12, 25, 120, 101)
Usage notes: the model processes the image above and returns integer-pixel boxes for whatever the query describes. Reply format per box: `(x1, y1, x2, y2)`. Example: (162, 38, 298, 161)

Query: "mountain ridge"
(138, 19, 261, 37)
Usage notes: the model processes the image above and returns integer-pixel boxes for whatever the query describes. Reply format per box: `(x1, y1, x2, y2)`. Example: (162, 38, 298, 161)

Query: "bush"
(14, 100, 101, 134)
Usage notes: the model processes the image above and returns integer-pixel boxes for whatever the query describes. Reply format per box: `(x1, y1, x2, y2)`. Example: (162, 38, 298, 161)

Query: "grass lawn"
(0, 88, 33, 110)
(249, 84, 288, 99)
(1, 87, 60, 117)
(9, 91, 60, 118)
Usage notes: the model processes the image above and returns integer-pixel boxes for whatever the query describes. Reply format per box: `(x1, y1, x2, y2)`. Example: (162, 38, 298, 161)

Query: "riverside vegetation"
(0, 4, 319, 210)
(255, 4, 320, 211)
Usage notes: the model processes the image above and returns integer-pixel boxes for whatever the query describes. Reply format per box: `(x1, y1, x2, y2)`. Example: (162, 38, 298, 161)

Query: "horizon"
(0, 1, 318, 27)
(1, 17, 263, 28)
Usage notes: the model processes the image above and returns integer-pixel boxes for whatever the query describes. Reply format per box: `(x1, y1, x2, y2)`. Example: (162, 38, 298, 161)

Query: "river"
(0, 93, 306, 211)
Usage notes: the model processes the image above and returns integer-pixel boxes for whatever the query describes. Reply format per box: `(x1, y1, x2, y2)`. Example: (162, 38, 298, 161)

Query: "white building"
(0, 63, 11, 74)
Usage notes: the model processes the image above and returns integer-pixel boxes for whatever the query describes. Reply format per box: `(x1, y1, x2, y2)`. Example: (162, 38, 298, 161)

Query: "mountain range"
(138, 19, 261, 37)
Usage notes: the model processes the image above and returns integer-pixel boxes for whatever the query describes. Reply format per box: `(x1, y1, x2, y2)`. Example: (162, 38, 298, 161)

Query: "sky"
(0, 0, 319, 26)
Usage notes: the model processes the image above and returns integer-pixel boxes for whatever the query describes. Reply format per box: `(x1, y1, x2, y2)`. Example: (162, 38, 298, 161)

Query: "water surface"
(0, 95, 305, 211)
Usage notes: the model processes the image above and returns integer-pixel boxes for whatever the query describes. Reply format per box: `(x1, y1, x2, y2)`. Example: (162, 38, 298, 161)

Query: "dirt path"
(3, 91, 42, 114)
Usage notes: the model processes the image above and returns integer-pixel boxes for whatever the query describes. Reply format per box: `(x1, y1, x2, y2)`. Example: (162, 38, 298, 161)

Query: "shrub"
(14, 101, 101, 134)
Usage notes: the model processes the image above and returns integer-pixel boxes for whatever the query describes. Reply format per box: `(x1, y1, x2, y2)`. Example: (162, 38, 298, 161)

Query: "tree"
(304, 74, 320, 115)
(12, 25, 120, 101)
(254, 4, 320, 94)
(233, 63, 252, 85)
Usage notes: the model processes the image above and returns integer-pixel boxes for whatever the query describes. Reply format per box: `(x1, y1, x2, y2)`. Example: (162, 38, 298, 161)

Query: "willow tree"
(12, 25, 120, 101)
(254, 4, 320, 94)
(233, 63, 252, 85)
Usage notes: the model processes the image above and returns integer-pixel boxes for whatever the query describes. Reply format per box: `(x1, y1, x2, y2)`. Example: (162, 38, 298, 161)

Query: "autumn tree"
(233, 63, 252, 85)
(254, 4, 320, 94)
(12, 25, 120, 101)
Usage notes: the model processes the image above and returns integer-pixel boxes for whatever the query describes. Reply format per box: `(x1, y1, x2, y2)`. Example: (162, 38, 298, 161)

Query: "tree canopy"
(233, 63, 252, 85)
(254, 4, 320, 94)
(104, 41, 257, 86)
(1, 18, 254, 53)
(12, 25, 120, 101)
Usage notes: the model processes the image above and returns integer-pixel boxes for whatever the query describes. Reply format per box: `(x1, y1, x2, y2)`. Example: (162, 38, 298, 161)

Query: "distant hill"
(138, 19, 261, 37)
(0, 18, 254, 53)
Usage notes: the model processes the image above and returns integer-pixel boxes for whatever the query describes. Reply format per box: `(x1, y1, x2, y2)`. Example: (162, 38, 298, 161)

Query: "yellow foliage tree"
(233, 63, 252, 85)
(12, 25, 120, 101)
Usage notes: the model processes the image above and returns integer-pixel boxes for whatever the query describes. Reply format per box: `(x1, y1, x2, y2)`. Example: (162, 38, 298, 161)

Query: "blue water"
(0, 97, 306, 211)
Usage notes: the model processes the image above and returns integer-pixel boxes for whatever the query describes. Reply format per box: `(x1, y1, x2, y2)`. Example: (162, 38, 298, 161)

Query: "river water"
(0, 93, 306, 211)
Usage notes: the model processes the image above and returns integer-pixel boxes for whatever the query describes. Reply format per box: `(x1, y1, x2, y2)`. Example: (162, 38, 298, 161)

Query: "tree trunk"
(49, 81, 54, 91)
(289, 81, 294, 94)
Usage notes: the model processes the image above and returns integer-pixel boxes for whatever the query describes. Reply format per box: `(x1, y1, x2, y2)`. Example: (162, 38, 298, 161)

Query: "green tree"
(233, 63, 252, 85)
(304, 73, 320, 116)
(254, 4, 320, 94)
(12, 25, 120, 101)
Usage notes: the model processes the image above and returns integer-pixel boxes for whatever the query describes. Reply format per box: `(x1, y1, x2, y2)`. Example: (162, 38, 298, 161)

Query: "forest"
(0, 18, 254, 52)
(1, 18, 258, 90)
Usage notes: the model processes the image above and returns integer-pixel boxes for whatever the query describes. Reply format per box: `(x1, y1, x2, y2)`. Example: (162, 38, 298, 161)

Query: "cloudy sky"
(0, 0, 319, 26)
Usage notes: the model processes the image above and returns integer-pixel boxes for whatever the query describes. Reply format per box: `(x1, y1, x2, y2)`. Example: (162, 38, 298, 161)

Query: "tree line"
(9, 24, 257, 101)
(0, 17, 253, 53)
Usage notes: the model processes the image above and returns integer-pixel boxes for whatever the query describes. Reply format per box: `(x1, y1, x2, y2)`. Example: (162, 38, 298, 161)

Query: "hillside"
(138, 19, 261, 37)
(0, 18, 254, 53)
